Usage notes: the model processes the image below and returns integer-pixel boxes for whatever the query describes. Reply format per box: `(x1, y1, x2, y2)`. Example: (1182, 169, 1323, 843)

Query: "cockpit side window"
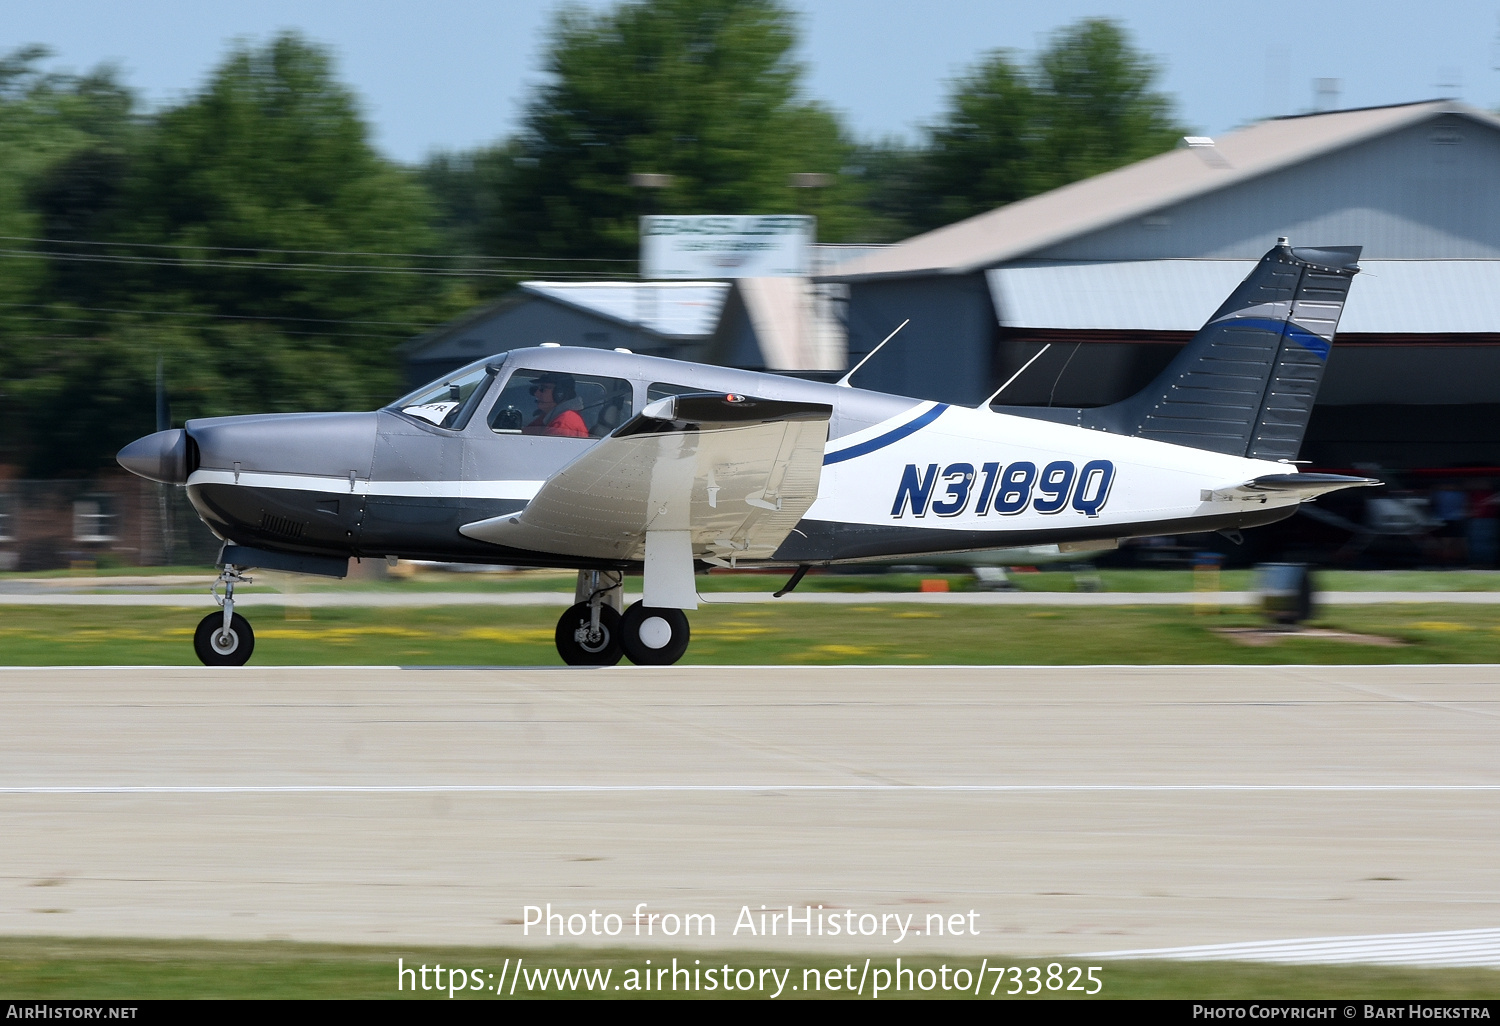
(488, 368, 634, 438)
(393, 365, 494, 430)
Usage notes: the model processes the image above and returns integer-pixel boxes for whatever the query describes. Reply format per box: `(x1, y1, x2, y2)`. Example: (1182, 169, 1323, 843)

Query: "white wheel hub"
(212, 630, 239, 655)
(638, 616, 673, 650)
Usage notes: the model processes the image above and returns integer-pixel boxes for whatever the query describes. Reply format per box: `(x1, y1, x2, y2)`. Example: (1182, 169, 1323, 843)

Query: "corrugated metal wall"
(1038, 115, 1500, 261)
(986, 259, 1500, 335)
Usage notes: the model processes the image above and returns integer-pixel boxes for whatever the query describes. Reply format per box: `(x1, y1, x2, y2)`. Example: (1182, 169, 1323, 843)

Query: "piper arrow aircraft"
(118, 240, 1375, 666)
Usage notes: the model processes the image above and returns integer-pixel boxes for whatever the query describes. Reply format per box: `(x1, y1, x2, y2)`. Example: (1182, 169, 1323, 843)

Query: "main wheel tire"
(193, 611, 255, 666)
(555, 602, 623, 666)
(620, 602, 690, 666)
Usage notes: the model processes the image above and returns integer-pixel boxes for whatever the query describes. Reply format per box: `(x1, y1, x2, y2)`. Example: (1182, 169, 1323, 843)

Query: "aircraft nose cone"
(117, 429, 190, 484)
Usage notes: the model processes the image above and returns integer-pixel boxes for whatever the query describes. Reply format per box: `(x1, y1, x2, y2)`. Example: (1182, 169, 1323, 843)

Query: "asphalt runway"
(2, 664, 1498, 959)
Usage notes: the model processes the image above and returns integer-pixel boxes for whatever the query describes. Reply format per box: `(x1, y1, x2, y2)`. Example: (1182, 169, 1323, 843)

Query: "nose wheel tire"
(555, 602, 623, 666)
(193, 611, 255, 666)
(620, 602, 690, 666)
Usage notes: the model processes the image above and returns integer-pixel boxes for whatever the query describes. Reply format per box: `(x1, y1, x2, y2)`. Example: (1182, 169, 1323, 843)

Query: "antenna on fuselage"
(835, 318, 909, 388)
(980, 343, 1052, 409)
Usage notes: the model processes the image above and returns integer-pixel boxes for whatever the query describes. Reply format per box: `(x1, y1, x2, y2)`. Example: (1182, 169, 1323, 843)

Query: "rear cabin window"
(488, 369, 633, 438)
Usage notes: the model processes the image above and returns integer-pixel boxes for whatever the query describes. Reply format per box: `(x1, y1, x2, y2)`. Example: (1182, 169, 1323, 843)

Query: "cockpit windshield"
(391, 365, 492, 429)
(391, 356, 636, 439)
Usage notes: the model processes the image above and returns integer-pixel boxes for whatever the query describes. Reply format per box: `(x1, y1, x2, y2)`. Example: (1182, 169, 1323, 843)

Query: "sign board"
(640, 215, 813, 279)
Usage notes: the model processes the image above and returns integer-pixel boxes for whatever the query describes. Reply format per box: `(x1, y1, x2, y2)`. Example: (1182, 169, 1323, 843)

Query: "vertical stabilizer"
(999, 241, 1360, 460)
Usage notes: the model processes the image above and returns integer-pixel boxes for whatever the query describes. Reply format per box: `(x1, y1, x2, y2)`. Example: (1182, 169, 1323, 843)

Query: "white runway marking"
(4, 784, 1500, 795)
(1077, 928, 1500, 968)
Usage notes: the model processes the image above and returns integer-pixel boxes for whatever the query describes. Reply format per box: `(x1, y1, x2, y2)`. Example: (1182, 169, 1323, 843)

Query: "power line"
(0, 234, 638, 264)
(0, 301, 444, 329)
(0, 249, 623, 279)
(0, 312, 416, 341)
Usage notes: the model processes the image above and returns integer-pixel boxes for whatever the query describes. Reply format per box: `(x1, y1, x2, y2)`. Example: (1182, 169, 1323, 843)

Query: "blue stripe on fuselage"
(824, 404, 949, 466)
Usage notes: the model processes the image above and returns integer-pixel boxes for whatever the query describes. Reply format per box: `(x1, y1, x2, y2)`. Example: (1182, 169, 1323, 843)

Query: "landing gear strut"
(555, 570, 625, 665)
(195, 565, 255, 666)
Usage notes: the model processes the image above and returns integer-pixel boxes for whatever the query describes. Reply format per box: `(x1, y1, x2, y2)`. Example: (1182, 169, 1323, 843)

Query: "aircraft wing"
(459, 393, 832, 605)
(1201, 472, 1380, 504)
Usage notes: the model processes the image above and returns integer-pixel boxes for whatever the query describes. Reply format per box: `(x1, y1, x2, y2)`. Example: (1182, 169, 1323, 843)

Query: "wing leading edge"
(459, 393, 832, 608)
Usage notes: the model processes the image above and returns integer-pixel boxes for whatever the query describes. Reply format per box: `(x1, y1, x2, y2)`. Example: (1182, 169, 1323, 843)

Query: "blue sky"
(7, 1, 1500, 163)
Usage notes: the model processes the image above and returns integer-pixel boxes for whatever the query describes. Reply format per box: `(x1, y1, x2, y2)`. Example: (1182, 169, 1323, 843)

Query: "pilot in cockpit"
(523, 372, 590, 437)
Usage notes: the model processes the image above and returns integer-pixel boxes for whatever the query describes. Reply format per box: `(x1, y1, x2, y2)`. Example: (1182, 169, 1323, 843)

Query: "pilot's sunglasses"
(529, 383, 553, 395)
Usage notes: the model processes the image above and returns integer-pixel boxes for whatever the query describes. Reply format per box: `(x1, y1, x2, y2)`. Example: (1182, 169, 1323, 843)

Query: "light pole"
(630, 173, 675, 334)
(631, 172, 674, 280)
(630, 172, 674, 219)
(788, 172, 831, 234)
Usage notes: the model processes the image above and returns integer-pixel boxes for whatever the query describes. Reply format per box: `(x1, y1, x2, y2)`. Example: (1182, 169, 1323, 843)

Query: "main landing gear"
(195, 565, 255, 666)
(619, 603, 690, 665)
(555, 570, 692, 666)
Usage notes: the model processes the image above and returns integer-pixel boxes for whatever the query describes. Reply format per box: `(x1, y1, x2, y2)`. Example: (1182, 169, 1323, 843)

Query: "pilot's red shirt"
(526, 409, 588, 437)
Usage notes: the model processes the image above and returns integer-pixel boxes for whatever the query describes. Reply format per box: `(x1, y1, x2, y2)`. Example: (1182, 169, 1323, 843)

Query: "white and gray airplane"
(118, 240, 1375, 666)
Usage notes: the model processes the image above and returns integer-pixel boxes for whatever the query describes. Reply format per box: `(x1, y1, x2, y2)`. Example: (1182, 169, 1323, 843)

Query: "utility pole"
(630, 173, 675, 337)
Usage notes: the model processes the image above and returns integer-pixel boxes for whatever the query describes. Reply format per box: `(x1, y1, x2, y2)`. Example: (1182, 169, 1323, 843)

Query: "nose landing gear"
(195, 566, 256, 666)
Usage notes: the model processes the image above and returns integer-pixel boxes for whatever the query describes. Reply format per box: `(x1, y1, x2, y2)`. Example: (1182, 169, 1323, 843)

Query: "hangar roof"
(827, 100, 1500, 282)
(521, 281, 729, 339)
(987, 259, 1500, 334)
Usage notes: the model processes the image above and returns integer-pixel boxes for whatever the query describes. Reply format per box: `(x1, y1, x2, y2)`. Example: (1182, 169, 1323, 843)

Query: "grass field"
(0, 601, 1497, 666)
(0, 938, 1496, 999)
(9, 566, 1500, 595)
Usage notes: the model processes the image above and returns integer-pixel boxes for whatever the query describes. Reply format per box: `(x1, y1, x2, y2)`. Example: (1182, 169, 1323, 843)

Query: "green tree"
(1028, 18, 1184, 191)
(491, 0, 859, 259)
(119, 32, 446, 355)
(922, 49, 1037, 227)
(0, 46, 134, 310)
(915, 18, 1184, 230)
(3, 34, 465, 475)
(131, 34, 469, 425)
(0, 46, 138, 473)
(420, 146, 515, 259)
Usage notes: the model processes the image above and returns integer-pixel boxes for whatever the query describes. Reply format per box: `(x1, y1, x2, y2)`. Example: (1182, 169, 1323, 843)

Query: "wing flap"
(459, 393, 832, 567)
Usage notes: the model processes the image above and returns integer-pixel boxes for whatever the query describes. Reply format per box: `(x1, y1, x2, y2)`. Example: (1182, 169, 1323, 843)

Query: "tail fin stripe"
(1215, 317, 1332, 359)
